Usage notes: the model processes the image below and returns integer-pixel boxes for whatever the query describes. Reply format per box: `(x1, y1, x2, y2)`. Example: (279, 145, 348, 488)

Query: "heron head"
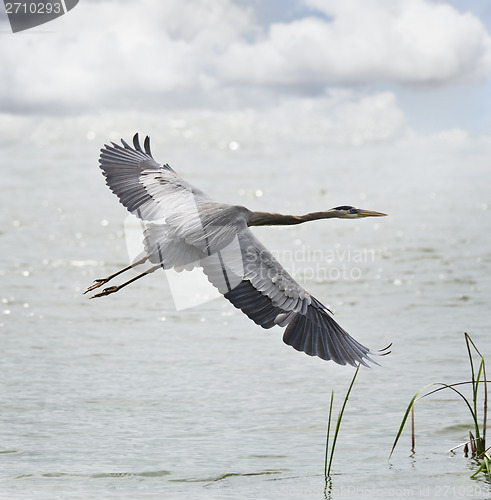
(330, 205, 388, 219)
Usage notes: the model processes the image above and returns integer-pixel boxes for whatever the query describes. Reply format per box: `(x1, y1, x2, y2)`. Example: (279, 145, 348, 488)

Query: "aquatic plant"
(324, 363, 360, 483)
(390, 333, 490, 478)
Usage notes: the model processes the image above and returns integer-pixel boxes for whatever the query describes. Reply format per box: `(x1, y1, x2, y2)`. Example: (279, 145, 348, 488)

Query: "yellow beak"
(357, 209, 388, 218)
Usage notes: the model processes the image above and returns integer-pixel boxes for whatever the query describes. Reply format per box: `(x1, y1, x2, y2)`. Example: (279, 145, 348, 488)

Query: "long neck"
(248, 210, 337, 226)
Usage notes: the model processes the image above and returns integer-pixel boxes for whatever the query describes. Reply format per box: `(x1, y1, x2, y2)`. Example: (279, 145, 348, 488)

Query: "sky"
(1, 0, 491, 145)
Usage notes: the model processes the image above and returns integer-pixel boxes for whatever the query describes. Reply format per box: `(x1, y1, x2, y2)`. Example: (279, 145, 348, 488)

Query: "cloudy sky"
(1, 0, 491, 145)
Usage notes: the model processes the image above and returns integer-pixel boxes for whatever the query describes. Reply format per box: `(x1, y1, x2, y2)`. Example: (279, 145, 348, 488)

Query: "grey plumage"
(88, 133, 389, 367)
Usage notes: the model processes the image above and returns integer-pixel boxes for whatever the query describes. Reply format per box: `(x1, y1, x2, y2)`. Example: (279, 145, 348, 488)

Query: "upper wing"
(100, 134, 247, 268)
(205, 229, 373, 366)
(99, 133, 212, 222)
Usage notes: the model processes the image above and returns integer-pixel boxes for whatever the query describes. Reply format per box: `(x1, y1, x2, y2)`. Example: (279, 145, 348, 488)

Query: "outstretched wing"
(100, 134, 248, 268)
(99, 133, 212, 222)
(205, 229, 374, 366)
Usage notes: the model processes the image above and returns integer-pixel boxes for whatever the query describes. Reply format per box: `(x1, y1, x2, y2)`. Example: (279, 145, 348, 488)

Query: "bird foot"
(84, 279, 109, 294)
(89, 286, 119, 299)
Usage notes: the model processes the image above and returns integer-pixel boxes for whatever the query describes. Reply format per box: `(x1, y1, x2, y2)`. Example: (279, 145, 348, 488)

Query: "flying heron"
(85, 134, 388, 366)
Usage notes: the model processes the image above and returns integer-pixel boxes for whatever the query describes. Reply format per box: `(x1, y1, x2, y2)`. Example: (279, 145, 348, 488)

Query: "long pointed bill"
(357, 209, 388, 218)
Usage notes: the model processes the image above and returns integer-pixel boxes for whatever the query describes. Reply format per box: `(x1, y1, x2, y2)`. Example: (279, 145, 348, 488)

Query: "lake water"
(2, 115, 491, 499)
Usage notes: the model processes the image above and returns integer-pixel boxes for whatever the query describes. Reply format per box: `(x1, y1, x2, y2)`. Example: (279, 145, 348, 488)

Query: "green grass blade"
(324, 390, 334, 481)
(483, 359, 487, 452)
(326, 364, 360, 478)
(471, 454, 490, 478)
(465, 333, 476, 389)
(391, 380, 481, 459)
(389, 383, 437, 458)
(474, 358, 485, 451)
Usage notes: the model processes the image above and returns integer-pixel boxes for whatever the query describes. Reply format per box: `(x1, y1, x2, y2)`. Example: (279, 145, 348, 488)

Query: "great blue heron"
(86, 134, 388, 366)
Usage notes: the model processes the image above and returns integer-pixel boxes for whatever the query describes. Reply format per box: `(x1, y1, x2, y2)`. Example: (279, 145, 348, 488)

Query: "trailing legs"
(84, 255, 154, 296)
(88, 263, 162, 299)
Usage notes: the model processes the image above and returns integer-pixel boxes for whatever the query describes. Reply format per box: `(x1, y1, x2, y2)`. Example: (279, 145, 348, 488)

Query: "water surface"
(1, 121, 491, 499)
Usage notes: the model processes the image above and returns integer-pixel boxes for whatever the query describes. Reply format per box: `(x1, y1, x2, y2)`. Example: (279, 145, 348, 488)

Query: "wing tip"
(99, 133, 155, 161)
(346, 342, 392, 368)
(282, 307, 390, 367)
(132, 133, 142, 152)
(144, 135, 152, 157)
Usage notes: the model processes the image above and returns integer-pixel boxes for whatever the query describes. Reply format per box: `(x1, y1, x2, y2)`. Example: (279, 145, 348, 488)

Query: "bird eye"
(349, 208, 357, 214)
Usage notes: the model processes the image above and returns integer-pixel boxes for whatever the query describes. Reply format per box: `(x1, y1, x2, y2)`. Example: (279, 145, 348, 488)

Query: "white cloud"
(1, 0, 490, 116)
(1, 0, 251, 113)
(220, 0, 491, 86)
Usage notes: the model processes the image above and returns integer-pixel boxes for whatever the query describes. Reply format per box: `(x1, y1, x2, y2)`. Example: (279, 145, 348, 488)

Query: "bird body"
(86, 134, 388, 366)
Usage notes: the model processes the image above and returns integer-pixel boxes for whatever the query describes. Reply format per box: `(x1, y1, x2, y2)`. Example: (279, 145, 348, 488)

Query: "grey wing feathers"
(283, 297, 372, 366)
(224, 280, 287, 329)
(100, 134, 246, 269)
(225, 280, 372, 366)
(99, 133, 198, 221)
(221, 230, 373, 366)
